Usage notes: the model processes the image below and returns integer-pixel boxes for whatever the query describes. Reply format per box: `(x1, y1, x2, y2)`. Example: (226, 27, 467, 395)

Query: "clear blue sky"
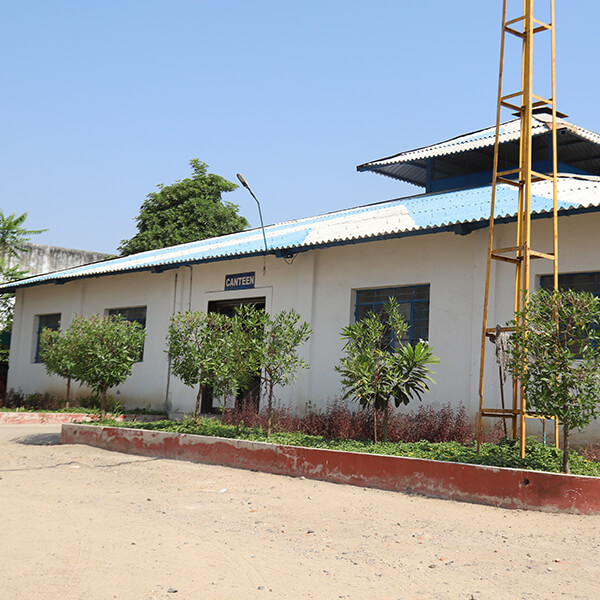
(2, 1, 599, 254)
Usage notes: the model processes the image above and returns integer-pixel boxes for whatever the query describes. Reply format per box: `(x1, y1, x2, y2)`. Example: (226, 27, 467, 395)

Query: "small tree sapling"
(65, 314, 146, 416)
(509, 288, 600, 473)
(167, 311, 253, 420)
(336, 298, 439, 442)
(40, 326, 79, 407)
(241, 307, 311, 438)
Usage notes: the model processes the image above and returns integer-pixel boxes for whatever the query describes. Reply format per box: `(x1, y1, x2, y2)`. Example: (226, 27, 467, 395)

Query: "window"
(106, 306, 147, 360)
(540, 272, 600, 355)
(354, 285, 430, 346)
(107, 306, 147, 327)
(540, 272, 600, 297)
(34, 313, 61, 363)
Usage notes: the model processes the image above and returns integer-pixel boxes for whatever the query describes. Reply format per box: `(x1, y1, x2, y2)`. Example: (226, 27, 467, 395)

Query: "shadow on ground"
(14, 433, 61, 446)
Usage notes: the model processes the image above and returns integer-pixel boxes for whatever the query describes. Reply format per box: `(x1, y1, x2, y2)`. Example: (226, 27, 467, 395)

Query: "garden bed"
(85, 414, 600, 476)
(62, 422, 600, 514)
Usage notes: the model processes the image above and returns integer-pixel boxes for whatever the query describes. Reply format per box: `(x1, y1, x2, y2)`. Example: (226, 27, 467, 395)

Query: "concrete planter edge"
(61, 422, 600, 515)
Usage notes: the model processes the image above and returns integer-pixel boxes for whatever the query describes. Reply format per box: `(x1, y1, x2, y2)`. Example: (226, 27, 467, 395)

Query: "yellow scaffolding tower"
(477, 0, 559, 458)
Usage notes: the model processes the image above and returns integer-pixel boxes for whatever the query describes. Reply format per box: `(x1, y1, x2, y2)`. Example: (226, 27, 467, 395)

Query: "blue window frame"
(540, 272, 600, 297)
(34, 313, 61, 363)
(107, 306, 147, 360)
(354, 285, 430, 346)
(107, 306, 147, 327)
(540, 272, 600, 354)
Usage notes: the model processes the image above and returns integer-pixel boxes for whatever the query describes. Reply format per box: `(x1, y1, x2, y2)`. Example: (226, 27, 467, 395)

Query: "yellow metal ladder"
(477, 0, 559, 457)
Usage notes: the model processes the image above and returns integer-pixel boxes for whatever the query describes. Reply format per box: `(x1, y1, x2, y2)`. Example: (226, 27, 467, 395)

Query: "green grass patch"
(89, 416, 600, 477)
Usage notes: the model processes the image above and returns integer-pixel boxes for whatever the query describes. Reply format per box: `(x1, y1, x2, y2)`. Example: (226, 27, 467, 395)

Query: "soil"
(1, 424, 599, 600)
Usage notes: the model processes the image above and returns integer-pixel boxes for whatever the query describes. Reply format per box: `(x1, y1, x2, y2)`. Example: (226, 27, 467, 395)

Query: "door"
(203, 297, 266, 413)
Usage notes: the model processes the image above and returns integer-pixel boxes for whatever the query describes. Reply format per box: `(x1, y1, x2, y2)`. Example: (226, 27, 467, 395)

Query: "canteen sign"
(224, 272, 256, 291)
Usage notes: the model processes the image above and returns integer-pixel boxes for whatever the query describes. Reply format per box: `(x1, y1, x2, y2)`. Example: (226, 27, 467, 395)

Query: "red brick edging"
(61, 423, 600, 514)
(0, 412, 165, 425)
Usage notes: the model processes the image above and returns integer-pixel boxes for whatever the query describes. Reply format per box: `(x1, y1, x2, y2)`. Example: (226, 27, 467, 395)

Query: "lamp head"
(236, 173, 249, 189)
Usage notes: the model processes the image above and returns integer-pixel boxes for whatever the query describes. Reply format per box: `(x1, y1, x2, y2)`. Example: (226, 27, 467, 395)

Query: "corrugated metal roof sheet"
(357, 115, 600, 186)
(3, 174, 600, 292)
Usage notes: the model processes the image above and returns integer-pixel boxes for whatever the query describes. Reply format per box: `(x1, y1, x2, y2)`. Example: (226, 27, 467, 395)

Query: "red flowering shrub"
(223, 398, 486, 444)
(580, 443, 600, 463)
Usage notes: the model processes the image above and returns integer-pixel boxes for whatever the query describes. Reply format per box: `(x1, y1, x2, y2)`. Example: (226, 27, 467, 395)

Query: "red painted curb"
(0, 413, 166, 425)
(61, 423, 600, 514)
(0, 412, 95, 424)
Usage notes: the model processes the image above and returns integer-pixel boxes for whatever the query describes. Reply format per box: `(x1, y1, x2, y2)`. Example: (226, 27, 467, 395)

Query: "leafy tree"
(58, 314, 146, 416)
(167, 307, 310, 434)
(118, 160, 249, 256)
(40, 325, 84, 408)
(0, 211, 46, 361)
(0, 263, 26, 333)
(0, 211, 46, 259)
(167, 311, 253, 421)
(509, 289, 600, 473)
(336, 298, 439, 443)
(249, 308, 311, 437)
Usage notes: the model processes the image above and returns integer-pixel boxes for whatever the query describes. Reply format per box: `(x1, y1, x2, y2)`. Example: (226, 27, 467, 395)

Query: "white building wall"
(9, 270, 177, 408)
(7, 211, 600, 441)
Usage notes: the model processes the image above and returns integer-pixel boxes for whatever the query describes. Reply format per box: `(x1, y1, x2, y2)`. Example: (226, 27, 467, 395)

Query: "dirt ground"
(1, 425, 599, 600)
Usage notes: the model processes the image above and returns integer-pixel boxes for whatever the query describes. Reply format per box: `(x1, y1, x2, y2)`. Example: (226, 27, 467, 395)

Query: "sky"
(2, 0, 600, 254)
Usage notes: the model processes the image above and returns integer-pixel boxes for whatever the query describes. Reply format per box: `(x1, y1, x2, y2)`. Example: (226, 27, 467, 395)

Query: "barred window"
(539, 272, 600, 355)
(540, 272, 600, 297)
(34, 313, 61, 363)
(354, 285, 430, 346)
(106, 306, 147, 361)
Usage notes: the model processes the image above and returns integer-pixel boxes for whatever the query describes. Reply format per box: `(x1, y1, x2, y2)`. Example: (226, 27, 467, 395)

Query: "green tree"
(0, 211, 46, 259)
(0, 211, 46, 361)
(509, 289, 600, 473)
(60, 314, 146, 416)
(118, 160, 249, 256)
(167, 307, 310, 434)
(0, 264, 26, 337)
(40, 326, 80, 407)
(336, 298, 439, 443)
(167, 311, 253, 421)
(250, 309, 311, 438)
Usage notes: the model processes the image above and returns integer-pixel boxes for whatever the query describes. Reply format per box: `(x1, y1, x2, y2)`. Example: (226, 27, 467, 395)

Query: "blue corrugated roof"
(3, 175, 600, 292)
(357, 116, 600, 187)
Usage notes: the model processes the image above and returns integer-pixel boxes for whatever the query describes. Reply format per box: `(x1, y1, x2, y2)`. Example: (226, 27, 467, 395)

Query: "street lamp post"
(236, 173, 269, 256)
